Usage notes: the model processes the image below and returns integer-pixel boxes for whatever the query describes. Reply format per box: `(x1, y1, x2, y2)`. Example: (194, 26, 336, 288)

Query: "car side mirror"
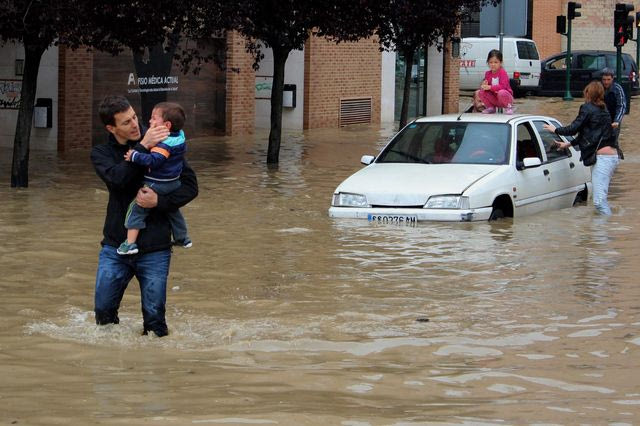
(522, 157, 542, 168)
(360, 155, 375, 165)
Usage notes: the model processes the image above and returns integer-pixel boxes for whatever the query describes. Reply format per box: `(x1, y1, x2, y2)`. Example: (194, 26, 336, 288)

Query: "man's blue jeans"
(94, 245, 171, 336)
(592, 154, 619, 215)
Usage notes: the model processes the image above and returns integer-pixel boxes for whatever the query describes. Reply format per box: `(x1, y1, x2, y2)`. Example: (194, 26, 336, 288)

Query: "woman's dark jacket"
(91, 130, 198, 254)
(554, 102, 616, 162)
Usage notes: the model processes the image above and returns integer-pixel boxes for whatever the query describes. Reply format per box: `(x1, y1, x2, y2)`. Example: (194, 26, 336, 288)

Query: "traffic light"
(568, 2, 582, 20)
(625, 14, 635, 41)
(614, 3, 635, 47)
(556, 15, 567, 34)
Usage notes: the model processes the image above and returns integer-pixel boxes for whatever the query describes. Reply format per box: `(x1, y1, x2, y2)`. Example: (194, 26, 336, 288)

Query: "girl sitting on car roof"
(476, 49, 514, 115)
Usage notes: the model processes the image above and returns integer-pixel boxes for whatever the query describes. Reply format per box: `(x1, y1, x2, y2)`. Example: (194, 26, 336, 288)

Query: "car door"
(531, 119, 582, 209)
(574, 53, 604, 94)
(515, 40, 541, 89)
(540, 54, 566, 95)
(512, 121, 551, 216)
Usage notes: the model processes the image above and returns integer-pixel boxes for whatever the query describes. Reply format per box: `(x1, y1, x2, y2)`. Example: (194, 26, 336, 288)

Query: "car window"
(533, 121, 569, 162)
(376, 122, 510, 165)
(516, 122, 542, 163)
(516, 41, 540, 60)
(546, 56, 566, 70)
(549, 119, 575, 146)
(606, 54, 617, 69)
(577, 54, 606, 70)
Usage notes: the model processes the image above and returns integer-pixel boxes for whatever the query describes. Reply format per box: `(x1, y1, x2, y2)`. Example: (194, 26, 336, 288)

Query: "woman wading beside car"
(543, 81, 619, 215)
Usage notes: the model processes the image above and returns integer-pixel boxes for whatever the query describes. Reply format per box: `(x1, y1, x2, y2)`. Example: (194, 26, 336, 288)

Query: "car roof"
(545, 50, 635, 59)
(413, 113, 554, 124)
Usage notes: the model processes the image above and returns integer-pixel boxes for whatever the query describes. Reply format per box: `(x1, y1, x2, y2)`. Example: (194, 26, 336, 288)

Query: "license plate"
(520, 74, 530, 79)
(367, 214, 417, 224)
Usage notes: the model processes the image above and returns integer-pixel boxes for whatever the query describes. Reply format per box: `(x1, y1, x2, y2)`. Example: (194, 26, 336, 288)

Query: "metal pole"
(617, 46, 623, 83)
(499, 1, 504, 53)
(563, 16, 573, 101)
(636, 32, 639, 72)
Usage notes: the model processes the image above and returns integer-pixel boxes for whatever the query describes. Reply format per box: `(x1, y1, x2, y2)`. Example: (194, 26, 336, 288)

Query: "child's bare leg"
(127, 228, 140, 245)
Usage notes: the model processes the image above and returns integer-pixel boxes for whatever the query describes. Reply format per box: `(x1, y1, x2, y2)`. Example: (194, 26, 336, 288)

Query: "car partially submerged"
(329, 114, 592, 222)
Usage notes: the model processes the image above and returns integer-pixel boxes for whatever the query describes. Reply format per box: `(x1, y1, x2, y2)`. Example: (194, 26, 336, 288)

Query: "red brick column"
(533, 0, 563, 59)
(225, 31, 255, 136)
(58, 46, 93, 151)
(443, 40, 460, 114)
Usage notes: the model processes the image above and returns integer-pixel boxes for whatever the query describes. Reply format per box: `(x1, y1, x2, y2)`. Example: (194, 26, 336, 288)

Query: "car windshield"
(376, 122, 510, 165)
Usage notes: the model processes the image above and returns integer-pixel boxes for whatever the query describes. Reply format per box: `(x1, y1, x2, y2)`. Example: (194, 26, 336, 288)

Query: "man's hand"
(124, 149, 134, 161)
(136, 186, 158, 208)
(612, 122, 619, 129)
(555, 140, 571, 150)
(141, 125, 170, 150)
(543, 123, 556, 133)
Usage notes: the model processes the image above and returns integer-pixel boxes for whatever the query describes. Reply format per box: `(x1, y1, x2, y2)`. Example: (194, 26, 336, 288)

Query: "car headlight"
(424, 195, 469, 209)
(332, 192, 369, 207)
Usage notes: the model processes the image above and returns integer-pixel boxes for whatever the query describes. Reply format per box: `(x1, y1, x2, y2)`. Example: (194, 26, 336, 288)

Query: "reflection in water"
(1, 98, 640, 423)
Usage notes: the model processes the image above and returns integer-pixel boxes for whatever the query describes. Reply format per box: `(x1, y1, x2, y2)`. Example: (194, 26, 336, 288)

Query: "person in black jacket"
(91, 95, 198, 336)
(543, 81, 619, 215)
(601, 68, 625, 158)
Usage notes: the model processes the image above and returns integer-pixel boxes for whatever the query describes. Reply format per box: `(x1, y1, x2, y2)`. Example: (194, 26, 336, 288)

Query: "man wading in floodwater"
(90, 95, 198, 336)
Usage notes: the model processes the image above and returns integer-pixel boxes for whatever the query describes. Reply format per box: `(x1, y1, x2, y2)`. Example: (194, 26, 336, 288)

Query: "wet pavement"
(1, 96, 639, 424)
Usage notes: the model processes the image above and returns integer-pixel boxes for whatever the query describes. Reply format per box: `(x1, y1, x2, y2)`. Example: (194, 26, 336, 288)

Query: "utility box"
(34, 98, 52, 128)
(283, 84, 296, 108)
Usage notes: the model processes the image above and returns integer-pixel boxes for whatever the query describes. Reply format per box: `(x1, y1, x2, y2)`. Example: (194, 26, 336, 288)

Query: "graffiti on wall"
(0, 79, 21, 109)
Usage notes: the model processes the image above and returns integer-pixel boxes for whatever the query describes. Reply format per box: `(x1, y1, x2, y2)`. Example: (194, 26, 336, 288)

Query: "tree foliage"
(0, 0, 198, 187)
(1, 0, 501, 183)
(0, 0, 90, 187)
(186, 0, 378, 164)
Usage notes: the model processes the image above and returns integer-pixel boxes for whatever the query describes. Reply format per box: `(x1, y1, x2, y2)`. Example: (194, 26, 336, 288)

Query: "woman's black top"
(554, 102, 615, 152)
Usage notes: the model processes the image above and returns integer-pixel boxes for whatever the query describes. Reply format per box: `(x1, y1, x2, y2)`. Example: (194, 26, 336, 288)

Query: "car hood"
(335, 163, 499, 206)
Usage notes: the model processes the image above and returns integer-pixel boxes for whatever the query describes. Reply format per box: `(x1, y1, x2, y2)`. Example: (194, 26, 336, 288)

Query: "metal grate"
(339, 97, 372, 126)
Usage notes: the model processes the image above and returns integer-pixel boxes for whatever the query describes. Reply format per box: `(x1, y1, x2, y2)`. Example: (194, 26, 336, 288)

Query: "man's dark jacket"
(91, 130, 198, 254)
(604, 82, 625, 124)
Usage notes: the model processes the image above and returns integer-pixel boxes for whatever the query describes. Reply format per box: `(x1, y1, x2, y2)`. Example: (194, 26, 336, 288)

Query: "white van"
(459, 37, 541, 96)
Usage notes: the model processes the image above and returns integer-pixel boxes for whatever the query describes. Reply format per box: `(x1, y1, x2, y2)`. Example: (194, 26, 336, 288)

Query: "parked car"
(328, 114, 591, 222)
(459, 37, 541, 97)
(538, 50, 640, 97)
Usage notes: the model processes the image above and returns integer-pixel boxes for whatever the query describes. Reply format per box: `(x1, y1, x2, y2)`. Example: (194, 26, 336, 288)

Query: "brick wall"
(303, 36, 381, 129)
(443, 41, 460, 114)
(532, 0, 563, 59)
(225, 31, 255, 136)
(58, 47, 93, 150)
(571, 0, 640, 56)
(533, 1, 640, 59)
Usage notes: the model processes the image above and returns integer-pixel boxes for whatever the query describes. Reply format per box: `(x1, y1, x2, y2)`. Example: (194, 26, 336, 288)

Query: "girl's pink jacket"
(483, 68, 513, 95)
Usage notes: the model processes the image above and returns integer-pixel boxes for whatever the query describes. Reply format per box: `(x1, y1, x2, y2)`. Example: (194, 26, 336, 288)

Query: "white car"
(329, 114, 592, 222)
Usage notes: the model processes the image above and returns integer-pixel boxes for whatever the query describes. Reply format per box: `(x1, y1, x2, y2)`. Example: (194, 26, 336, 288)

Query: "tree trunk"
(267, 46, 290, 164)
(11, 43, 45, 188)
(399, 49, 415, 129)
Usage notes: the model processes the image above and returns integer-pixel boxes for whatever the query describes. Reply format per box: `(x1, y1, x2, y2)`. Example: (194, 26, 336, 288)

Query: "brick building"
(533, 0, 640, 59)
(0, 32, 459, 152)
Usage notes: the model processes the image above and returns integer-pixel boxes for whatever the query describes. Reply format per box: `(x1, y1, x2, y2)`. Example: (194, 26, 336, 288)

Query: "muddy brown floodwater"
(1, 97, 639, 425)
